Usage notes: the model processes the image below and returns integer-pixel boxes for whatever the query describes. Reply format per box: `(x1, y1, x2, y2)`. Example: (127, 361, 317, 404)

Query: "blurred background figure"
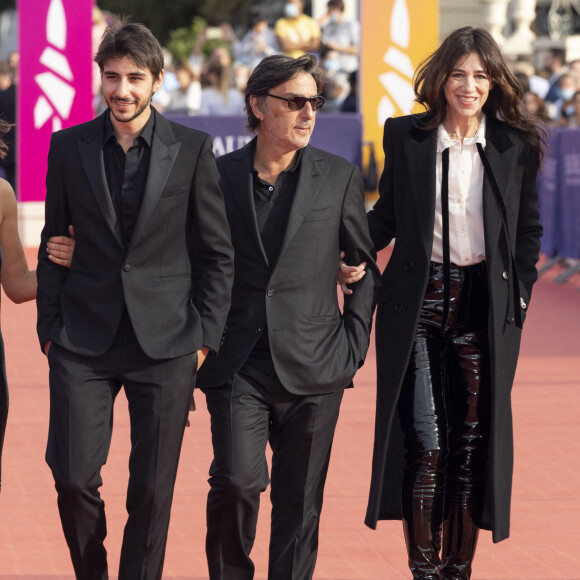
(320, 0, 360, 75)
(92, 6, 108, 109)
(0, 62, 12, 91)
(153, 48, 182, 111)
(548, 72, 580, 123)
(232, 62, 250, 94)
(235, 10, 279, 70)
(320, 68, 351, 112)
(199, 60, 245, 115)
(0, 56, 16, 192)
(544, 47, 568, 103)
(275, 0, 321, 58)
(522, 91, 550, 124)
(340, 70, 358, 112)
(513, 59, 549, 99)
(190, 24, 237, 73)
(566, 90, 580, 128)
(165, 60, 202, 116)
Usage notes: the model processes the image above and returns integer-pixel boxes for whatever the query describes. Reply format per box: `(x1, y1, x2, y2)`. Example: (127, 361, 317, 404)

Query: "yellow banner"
(360, 0, 439, 196)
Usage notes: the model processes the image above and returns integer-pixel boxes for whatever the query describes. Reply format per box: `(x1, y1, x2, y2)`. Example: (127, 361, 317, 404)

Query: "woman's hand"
(47, 225, 75, 268)
(337, 251, 366, 295)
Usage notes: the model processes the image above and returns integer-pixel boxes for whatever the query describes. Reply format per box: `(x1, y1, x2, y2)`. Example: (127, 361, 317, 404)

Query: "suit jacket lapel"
(226, 140, 270, 266)
(277, 145, 328, 260)
(128, 110, 180, 254)
(408, 124, 437, 258)
(77, 113, 123, 247)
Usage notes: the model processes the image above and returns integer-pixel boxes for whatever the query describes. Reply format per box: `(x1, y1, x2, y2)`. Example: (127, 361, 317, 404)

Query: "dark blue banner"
(537, 127, 580, 259)
(166, 113, 363, 168)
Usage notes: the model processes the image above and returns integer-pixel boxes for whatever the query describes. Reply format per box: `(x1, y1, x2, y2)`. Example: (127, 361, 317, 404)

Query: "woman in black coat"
(342, 27, 545, 579)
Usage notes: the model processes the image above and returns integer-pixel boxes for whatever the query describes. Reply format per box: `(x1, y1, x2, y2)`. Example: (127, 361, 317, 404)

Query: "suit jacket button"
(502, 271, 509, 280)
(395, 302, 404, 312)
(123, 264, 131, 272)
(255, 328, 262, 335)
(267, 289, 275, 297)
(404, 261, 413, 271)
(507, 315, 515, 324)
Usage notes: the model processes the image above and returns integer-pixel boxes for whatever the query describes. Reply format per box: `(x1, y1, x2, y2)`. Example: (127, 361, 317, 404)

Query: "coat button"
(395, 302, 404, 312)
(502, 271, 509, 280)
(267, 289, 275, 297)
(404, 261, 414, 271)
(255, 328, 262, 335)
(123, 264, 131, 272)
(507, 315, 514, 324)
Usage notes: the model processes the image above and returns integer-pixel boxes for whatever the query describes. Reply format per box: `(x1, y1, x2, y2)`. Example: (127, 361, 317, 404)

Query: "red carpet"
(0, 247, 578, 579)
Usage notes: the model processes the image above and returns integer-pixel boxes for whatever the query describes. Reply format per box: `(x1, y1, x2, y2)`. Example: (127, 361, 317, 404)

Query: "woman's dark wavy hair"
(244, 53, 322, 133)
(0, 118, 11, 160)
(413, 26, 546, 158)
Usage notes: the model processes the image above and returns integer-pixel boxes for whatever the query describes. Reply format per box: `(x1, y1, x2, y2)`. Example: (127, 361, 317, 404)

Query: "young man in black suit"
(197, 54, 380, 580)
(36, 20, 234, 579)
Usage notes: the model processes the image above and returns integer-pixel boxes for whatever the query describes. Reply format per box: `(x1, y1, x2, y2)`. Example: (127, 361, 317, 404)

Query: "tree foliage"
(98, 0, 260, 44)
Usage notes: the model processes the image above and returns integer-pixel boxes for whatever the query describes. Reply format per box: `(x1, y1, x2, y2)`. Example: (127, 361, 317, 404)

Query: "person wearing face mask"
(320, 0, 360, 74)
(275, 0, 321, 58)
(553, 72, 580, 124)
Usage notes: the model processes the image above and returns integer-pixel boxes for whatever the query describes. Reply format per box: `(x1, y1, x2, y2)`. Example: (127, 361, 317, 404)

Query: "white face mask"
(284, 3, 299, 18)
(324, 58, 340, 72)
(329, 12, 340, 23)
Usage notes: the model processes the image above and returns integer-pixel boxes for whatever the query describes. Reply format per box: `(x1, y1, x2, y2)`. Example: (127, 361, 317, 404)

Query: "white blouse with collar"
(432, 115, 487, 266)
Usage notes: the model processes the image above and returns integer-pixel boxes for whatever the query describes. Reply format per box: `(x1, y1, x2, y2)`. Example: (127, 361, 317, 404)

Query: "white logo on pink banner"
(18, 0, 92, 202)
(35, 0, 75, 133)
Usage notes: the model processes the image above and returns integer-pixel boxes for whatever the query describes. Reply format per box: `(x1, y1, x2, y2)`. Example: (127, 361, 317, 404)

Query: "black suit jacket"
(37, 108, 234, 360)
(198, 139, 381, 395)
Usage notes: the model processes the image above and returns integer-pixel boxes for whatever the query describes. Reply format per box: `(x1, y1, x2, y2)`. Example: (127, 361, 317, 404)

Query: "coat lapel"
(277, 145, 328, 260)
(226, 140, 270, 266)
(481, 117, 515, 255)
(408, 123, 437, 258)
(128, 110, 180, 254)
(77, 113, 123, 247)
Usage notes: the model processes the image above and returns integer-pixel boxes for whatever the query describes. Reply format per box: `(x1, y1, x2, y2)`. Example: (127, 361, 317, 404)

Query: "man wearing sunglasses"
(197, 53, 380, 580)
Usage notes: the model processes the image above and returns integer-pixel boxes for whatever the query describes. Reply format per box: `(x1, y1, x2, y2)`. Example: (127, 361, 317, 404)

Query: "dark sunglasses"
(265, 93, 325, 111)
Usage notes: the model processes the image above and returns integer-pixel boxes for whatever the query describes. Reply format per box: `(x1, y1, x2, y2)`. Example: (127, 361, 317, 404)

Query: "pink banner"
(18, 0, 93, 202)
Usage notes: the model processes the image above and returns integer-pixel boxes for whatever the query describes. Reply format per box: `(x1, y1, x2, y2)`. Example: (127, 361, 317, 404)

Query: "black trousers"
(398, 261, 491, 580)
(203, 358, 344, 580)
(46, 314, 196, 580)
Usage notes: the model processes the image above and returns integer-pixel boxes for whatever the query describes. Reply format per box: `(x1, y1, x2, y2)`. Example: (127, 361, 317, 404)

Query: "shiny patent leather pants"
(398, 262, 491, 580)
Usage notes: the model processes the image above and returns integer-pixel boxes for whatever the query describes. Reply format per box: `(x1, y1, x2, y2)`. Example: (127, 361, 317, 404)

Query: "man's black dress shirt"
(103, 110, 155, 249)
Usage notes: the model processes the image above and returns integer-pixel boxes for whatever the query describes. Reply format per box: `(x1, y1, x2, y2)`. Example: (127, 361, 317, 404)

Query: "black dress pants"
(398, 261, 491, 580)
(203, 358, 344, 580)
(46, 314, 197, 580)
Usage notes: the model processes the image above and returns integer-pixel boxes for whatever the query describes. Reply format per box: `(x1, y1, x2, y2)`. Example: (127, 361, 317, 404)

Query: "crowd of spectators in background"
(93, 0, 361, 117)
(515, 47, 580, 128)
(3, 2, 580, 196)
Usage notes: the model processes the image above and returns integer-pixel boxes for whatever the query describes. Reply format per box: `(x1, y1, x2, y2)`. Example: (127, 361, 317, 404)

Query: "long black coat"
(364, 114, 542, 543)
